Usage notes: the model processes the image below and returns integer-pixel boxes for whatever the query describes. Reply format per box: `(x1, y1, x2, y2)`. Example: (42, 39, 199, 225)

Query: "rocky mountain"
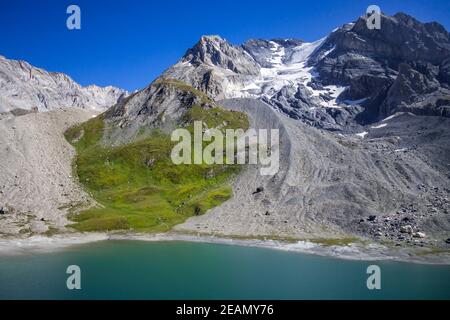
(159, 12, 450, 131)
(312, 12, 450, 123)
(103, 78, 220, 144)
(162, 35, 261, 100)
(0, 55, 128, 113)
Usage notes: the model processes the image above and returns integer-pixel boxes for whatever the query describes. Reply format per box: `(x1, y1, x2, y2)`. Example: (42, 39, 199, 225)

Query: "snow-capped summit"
(0, 55, 128, 113)
(160, 12, 450, 129)
(163, 35, 354, 129)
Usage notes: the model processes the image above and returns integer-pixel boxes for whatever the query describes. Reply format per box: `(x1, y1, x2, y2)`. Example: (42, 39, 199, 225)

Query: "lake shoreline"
(0, 232, 449, 265)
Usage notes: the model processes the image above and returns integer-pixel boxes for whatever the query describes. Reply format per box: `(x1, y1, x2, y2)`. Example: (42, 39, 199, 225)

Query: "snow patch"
(382, 112, 404, 122)
(232, 38, 347, 108)
(371, 123, 388, 129)
(356, 131, 369, 138)
(322, 45, 336, 57)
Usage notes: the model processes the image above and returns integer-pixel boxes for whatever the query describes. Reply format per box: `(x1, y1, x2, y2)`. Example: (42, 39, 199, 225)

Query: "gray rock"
(103, 79, 218, 144)
(162, 35, 260, 100)
(413, 232, 427, 238)
(0, 56, 128, 113)
(400, 225, 414, 234)
(309, 12, 450, 123)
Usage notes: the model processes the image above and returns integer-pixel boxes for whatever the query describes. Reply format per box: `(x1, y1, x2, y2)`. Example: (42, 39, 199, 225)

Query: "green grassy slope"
(65, 85, 249, 233)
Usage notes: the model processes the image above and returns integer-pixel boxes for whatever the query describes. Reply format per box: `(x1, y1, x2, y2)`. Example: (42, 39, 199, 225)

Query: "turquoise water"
(0, 240, 449, 300)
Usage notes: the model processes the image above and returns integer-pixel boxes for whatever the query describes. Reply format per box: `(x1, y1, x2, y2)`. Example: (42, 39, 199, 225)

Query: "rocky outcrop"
(381, 63, 449, 117)
(105, 78, 216, 126)
(309, 12, 450, 122)
(102, 78, 218, 144)
(162, 35, 260, 100)
(184, 35, 260, 75)
(0, 55, 128, 113)
(311, 13, 450, 81)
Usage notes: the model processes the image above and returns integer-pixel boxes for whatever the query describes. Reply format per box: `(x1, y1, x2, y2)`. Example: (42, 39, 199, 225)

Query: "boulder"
(400, 225, 414, 234)
(252, 187, 264, 195)
(413, 232, 426, 239)
(145, 158, 156, 167)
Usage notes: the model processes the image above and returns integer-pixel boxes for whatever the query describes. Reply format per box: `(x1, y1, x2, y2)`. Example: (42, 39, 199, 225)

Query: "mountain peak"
(181, 34, 260, 76)
(199, 35, 226, 43)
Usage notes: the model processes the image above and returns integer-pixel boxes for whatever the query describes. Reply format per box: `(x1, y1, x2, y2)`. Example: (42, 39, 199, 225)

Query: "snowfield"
(222, 38, 348, 109)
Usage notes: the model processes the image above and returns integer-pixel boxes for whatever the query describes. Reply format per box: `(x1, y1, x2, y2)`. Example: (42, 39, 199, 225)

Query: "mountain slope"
(0, 55, 128, 113)
(175, 99, 450, 245)
(0, 108, 97, 235)
(64, 80, 250, 232)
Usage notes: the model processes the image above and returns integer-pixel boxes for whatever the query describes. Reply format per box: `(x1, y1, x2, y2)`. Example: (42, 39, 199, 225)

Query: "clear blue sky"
(1, 0, 449, 91)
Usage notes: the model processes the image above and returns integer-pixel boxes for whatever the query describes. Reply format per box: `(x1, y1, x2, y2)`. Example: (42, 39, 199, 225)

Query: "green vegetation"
(65, 114, 106, 152)
(416, 247, 450, 256)
(155, 78, 215, 106)
(182, 105, 249, 131)
(65, 93, 249, 233)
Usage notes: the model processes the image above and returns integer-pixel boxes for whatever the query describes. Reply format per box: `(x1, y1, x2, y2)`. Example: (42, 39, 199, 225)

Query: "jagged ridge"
(0, 55, 128, 113)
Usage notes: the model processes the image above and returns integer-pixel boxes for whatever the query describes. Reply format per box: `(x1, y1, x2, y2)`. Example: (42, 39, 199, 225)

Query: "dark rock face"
(312, 13, 450, 71)
(439, 58, 450, 86)
(340, 74, 394, 124)
(381, 63, 449, 117)
(310, 12, 450, 123)
(103, 79, 217, 144)
(252, 187, 264, 195)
